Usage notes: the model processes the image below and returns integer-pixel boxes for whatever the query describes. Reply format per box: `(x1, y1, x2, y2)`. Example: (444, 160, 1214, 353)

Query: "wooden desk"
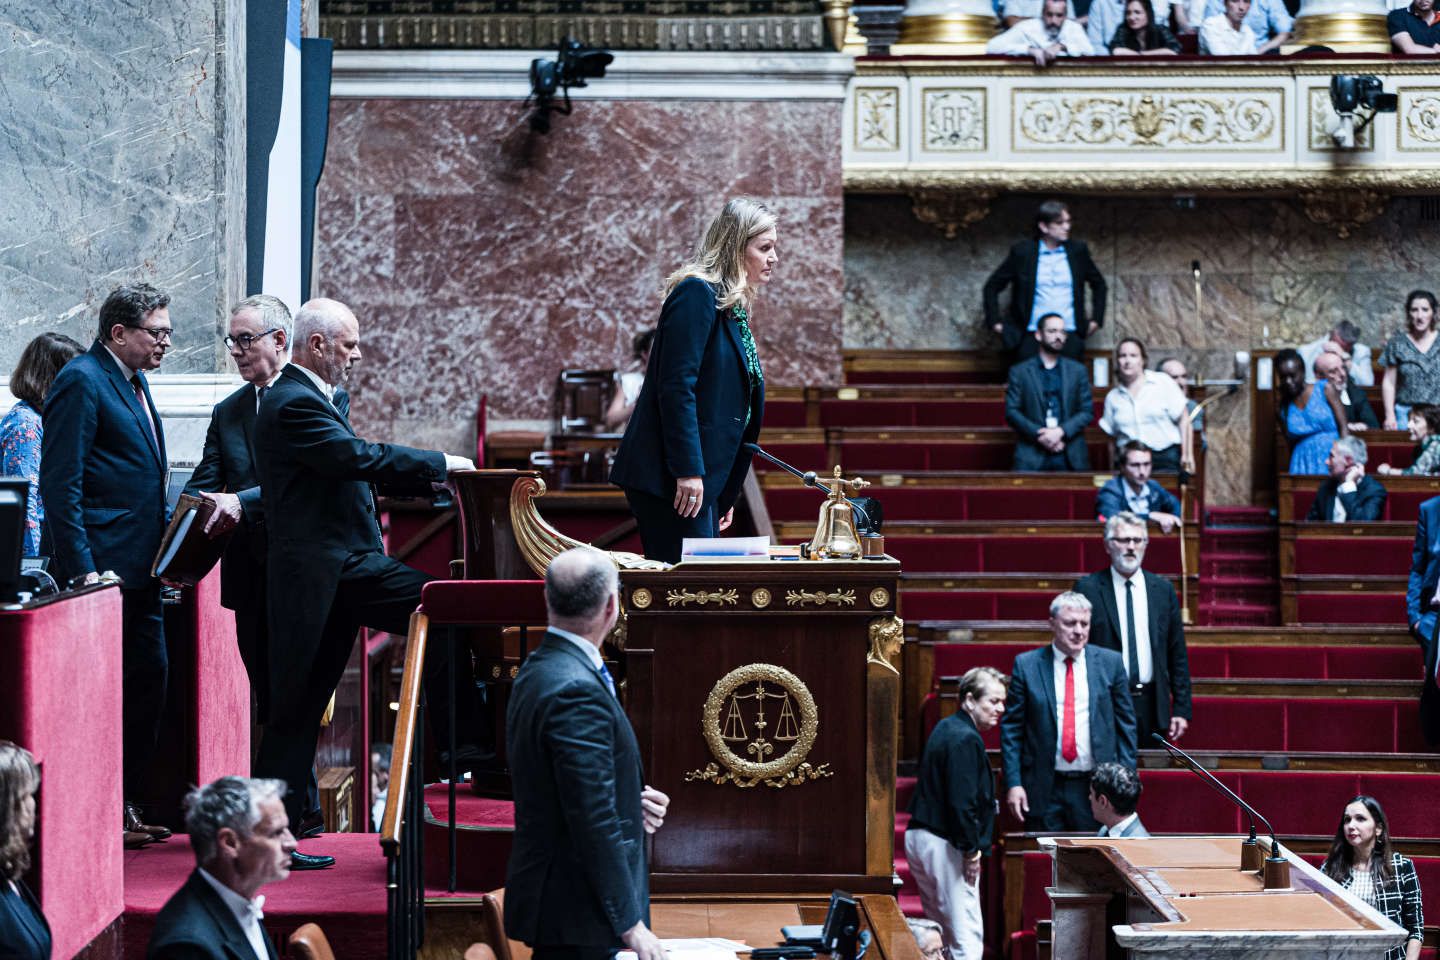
(650, 894, 923, 960)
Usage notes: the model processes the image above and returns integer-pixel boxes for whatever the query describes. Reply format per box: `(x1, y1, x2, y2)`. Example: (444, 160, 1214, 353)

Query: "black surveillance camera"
(1330, 74, 1397, 115)
(557, 38, 614, 87)
(528, 38, 614, 134)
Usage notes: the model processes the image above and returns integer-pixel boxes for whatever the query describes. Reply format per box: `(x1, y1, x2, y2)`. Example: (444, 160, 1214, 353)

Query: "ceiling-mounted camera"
(1327, 75, 1398, 149)
(528, 38, 614, 134)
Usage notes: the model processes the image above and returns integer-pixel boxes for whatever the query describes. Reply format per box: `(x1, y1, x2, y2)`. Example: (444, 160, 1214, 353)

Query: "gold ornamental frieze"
(1012, 88, 1281, 151)
(1399, 90, 1440, 149)
(630, 587, 653, 609)
(751, 587, 773, 609)
(684, 663, 834, 789)
(785, 588, 857, 607)
(666, 587, 739, 608)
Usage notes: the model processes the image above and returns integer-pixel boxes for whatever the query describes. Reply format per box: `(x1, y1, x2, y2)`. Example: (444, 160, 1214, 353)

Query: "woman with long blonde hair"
(610, 198, 779, 562)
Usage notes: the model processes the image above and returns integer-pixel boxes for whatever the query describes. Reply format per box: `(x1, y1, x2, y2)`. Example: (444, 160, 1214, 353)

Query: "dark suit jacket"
(982, 239, 1108, 352)
(504, 633, 648, 948)
(1341, 384, 1380, 430)
(999, 644, 1136, 820)
(1075, 569, 1193, 734)
(1100, 815, 1150, 838)
(1407, 497, 1440, 630)
(1423, 619, 1440, 747)
(0, 880, 50, 960)
(1004, 355, 1092, 470)
(146, 870, 277, 960)
(609, 278, 764, 515)
(254, 365, 444, 714)
(39, 340, 167, 586)
(1306, 475, 1387, 523)
(907, 711, 994, 856)
(1094, 477, 1181, 521)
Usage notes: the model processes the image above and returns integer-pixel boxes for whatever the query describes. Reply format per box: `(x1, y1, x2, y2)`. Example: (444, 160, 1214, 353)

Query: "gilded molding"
(785, 588, 858, 606)
(1297, 189, 1388, 239)
(855, 57, 1440, 78)
(845, 166, 1440, 193)
(685, 663, 834, 789)
(1401, 91, 1440, 149)
(867, 615, 904, 674)
(1011, 89, 1281, 151)
(666, 587, 740, 607)
(910, 188, 995, 237)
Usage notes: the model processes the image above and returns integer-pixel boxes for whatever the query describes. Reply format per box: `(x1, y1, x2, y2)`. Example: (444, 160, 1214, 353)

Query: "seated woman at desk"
(1377, 404, 1440, 476)
(1321, 796, 1423, 960)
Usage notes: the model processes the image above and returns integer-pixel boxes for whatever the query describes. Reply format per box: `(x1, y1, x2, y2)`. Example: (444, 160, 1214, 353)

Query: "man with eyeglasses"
(40, 282, 176, 849)
(1074, 511, 1192, 747)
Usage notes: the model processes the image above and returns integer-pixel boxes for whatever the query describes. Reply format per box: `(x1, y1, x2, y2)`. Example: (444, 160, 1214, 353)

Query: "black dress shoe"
(124, 829, 156, 850)
(297, 809, 325, 840)
(124, 802, 172, 840)
(436, 744, 497, 775)
(290, 851, 336, 870)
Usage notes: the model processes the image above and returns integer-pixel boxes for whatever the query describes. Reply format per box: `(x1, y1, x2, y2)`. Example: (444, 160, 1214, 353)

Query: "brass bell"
(804, 466, 870, 561)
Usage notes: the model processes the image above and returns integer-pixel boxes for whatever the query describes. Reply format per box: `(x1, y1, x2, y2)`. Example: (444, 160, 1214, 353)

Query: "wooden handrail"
(380, 610, 429, 853)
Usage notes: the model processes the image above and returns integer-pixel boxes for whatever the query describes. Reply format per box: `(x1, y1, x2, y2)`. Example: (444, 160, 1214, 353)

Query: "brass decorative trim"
(845, 166, 1440, 193)
(867, 615, 904, 674)
(894, 12, 997, 53)
(854, 86, 901, 151)
(869, 587, 891, 608)
(855, 56, 1440, 78)
(752, 587, 774, 608)
(910, 188, 995, 237)
(1398, 87, 1440, 151)
(785, 588, 857, 606)
(666, 587, 740, 607)
(1288, 12, 1389, 53)
(631, 587, 653, 609)
(1010, 87, 1284, 152)
(684, 662, 834, 789)
(508, 474, 669, 576)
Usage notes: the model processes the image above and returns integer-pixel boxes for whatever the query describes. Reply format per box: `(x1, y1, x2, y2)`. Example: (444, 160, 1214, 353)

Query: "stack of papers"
(680, 536, 770, 562)
(618, 938, 753, 960)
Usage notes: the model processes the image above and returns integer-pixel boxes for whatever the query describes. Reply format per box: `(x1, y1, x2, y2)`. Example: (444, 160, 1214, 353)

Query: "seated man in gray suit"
(1004, 313, 1093, 471)
(1095, 442, 1182, 533)
(1001, 591, 1137, 832)
(1089, 762, 1149, 838)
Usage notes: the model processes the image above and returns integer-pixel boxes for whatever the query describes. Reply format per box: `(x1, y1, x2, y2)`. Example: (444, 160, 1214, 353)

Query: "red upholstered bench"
(1291, 534, 1412, 576)
(762, 400, 807, 427)
(1293, 592, 1406, 624)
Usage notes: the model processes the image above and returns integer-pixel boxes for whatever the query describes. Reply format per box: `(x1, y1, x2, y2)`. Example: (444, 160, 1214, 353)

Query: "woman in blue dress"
(0, 333, 83, 556)
(1275, 348, 1348, 475)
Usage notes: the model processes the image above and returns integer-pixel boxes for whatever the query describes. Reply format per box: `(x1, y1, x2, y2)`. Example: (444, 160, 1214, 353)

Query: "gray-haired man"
(147, 777, 296, 960)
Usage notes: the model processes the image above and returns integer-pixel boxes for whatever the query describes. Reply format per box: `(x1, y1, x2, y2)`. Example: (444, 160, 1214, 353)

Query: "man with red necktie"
(1000, 591, 1137, 832)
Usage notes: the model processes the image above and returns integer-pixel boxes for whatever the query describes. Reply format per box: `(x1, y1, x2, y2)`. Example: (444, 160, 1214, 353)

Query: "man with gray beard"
(987, 0, 1095, 64)
(1074, 512, 1192, 747)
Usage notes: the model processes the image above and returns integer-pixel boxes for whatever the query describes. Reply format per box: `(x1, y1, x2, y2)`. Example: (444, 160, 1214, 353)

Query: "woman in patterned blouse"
(1321, 795, 1424, 960)
(1381, 290, 1440, 430)
(1378, 404, 1440, 476)
(0, 333, 84, 556)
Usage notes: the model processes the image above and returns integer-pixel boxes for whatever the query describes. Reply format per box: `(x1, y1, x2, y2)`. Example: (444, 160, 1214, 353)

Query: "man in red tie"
(1000, 592, 1137, 831)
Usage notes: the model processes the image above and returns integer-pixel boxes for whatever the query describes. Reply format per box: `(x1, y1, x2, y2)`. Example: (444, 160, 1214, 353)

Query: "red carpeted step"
(1197, 601, 1279, 626)
(1199, 578, 1279, 606)
(123, 834, 386, 960)
(422, 784, 514, 894)
(1293, 592, 1405, 624)
(1201, 527, 1277, 555)
(1199, 552, 1275, 579)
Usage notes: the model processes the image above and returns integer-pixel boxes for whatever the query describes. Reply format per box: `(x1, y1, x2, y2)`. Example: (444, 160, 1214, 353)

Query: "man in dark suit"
(1088, 763, 1149, 838)
(252, 298, 475, 863)
(1004, 313, 1093, 471)
(39, 282, 174, 849)
(1075, 512, 1192, 747)
(1314, 350, 1380, 430)
(147, 776, 294, 960)
(1000, 592, 1136, 832)
(982, 199, 1107, 360)
(1095, 442, 1182, 532)
(1307, 437, 1387, 523)
(505, 547, 670, 960)
(1408, 495, 1440, 746)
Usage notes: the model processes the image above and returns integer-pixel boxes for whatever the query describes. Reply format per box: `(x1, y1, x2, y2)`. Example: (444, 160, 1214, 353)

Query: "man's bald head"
(546, 547, 620, 641)
(1314, 349, 1345, 387)
(292, 298, 361, 385)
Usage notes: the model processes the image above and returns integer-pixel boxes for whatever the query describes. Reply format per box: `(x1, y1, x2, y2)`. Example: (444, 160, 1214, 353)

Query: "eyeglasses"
(129, 324, 173, 344)
(224, 328, 280, 353)
(920, 946, 946, 960)
(1107, 536, 1147, 546)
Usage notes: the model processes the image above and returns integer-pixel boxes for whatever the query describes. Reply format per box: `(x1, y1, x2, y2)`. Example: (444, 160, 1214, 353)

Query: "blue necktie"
(597, 661, 617, 699)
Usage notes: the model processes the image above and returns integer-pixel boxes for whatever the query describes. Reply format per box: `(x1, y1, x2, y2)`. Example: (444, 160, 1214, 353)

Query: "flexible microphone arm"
(743, 443, 876, 533)
(1150, 733, 1282, 858)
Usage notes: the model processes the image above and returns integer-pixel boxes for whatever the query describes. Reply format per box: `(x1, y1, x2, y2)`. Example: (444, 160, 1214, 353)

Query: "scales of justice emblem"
(685, 663, 833, 789)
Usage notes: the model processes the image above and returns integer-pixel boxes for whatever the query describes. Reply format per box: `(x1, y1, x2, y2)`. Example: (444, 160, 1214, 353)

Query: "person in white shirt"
(1299, 321, 1375, 389)
(988, 0, 1097, 64)
(148, 777, 297, 960)
(1003, 0, 1077, 25)
(1199, 0, 1259, 52)
(1100, 338, 1194, 473)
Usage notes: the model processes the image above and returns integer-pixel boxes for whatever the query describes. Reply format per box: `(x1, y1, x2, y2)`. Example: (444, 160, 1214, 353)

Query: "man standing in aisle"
(1004, 313, 1094, 471)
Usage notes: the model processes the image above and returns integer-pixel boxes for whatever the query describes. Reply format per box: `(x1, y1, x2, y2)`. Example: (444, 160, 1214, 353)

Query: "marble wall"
(0, 5, 246, 377)
(845, 193, 1440, 503)
(314, 97, 845, 452)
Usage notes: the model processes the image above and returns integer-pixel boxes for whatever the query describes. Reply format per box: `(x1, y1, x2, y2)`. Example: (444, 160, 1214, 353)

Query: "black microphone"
(1191, 259, 1201, 278)
(1150, 733, 1284, 868)
(743, 442, 878, 535)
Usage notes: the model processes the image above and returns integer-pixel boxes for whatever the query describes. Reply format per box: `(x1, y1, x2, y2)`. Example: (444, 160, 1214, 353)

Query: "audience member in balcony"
(0, 333, 83, 557)
(905, 920, 946, 960)
(505, 547, 670, 960)
(1314, 350, 1380, 432)
(1001, 592, 1137, 832)
(1321, 796, 1424, 960)
(1378, 405, 1440, 477)
(1002, 0, 1076, 26)
(1004, 314, 1094, 472)
(905, 666, 1006, 960)
(1075, 512, 1192, 746)
(1201, 0, 1291, 51)
(0, 742, 47, 960)
(1089, 762, 1149, 837)
(1301, 320, 1374, 389)
(611, 198, 774, 563)
(1101, 339, 1194, 473)
(1309, 437, 1387, 522)
(1157, 358, 1206, 451)
(1381, 290, 1440, 431)
(38, 283, 174, 851)
(603, 327, 655, 433)
(1095, 442, 1182, 532)
(1388, 0, 1440, 53)
(1275, 348, 1347, 476)
(1105, 0, 1182, 53)
(1198, 0, 1260, 52)
(147, 777, 295, 960)
(984, 200, 1106, 360)
(987, 0, 1097, 68)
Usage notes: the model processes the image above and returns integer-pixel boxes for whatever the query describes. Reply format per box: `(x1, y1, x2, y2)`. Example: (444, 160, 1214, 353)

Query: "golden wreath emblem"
(685, 663, 833, 789)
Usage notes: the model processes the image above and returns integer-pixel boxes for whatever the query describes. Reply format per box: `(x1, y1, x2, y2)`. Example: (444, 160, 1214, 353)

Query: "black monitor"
(820, 890, 861, 960)
(166, 467, 195, 512)
(0, 477, 29, 604)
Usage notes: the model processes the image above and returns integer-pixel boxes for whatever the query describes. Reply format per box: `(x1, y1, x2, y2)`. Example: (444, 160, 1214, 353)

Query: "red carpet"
(422, 784, 514, 894)
(122, 834, 387, 960)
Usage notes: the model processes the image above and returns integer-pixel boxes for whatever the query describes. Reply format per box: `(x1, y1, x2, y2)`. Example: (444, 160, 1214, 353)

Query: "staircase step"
(1199, 579, 1280, 605)
(1197, 602, 1280, 626)
(1206, 506, 1276, 526)
(1202, 529, 1277, 554)
(1200, 553, 1276, 579)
